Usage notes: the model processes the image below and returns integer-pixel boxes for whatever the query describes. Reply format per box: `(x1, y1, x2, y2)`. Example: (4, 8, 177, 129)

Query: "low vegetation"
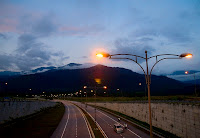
(0, 102, 65, 138)
(64, 95, 200, 103)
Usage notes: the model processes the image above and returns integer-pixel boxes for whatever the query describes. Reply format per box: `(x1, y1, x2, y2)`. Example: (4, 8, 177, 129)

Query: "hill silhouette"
(1, 65, 195, 96)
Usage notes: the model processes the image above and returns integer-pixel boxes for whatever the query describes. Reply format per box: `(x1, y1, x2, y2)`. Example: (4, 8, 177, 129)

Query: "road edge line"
(94, 105, 164, 138)
(84, 109, 108, 138)
(72, 102, 108, 138)
(76, 105, 94, 138)
(60, 103, 70, 138)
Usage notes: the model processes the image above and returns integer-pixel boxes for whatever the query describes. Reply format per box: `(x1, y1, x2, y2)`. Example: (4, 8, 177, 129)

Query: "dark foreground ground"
(0, 102, 65, 138)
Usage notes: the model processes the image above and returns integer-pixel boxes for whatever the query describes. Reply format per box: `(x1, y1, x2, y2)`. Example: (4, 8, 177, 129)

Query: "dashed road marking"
(61, 103, 70, 138)
(97, 110, 141, 138)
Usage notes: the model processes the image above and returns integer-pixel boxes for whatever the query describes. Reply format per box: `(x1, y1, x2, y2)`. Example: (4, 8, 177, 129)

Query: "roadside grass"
(95, 106, 179, 138)
(74, 104, 104, 138)
(65, 95, 200, 103)
(0, 102, 65, 138)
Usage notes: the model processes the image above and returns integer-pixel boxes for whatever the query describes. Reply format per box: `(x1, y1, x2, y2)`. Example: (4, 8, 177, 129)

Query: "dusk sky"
(0, 0, 199, 80)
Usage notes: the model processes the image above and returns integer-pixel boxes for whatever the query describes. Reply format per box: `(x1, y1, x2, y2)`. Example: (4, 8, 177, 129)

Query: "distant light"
(139, 83, 142, 86)
(96, 53, 103, 58)
(91, 90, 93, 92)
(96, 52, 110, 58)
(180, 53, 193, 58)
(84, 86, 87, 89)
(185, 71, 188, 74)
(185, 54, 193, 58)
(95, 78, 101, 84)
(103, 86, 107, 89)
(117, 89, 120, 91)
(5, 82, 8, 85)
(104, 92, 106, 94)
(29, 89, 32, 91)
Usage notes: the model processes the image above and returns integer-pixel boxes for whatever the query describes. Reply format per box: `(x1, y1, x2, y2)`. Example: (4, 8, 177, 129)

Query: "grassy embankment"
(65, 95, 200, 103)
(0, 102, 65, 138)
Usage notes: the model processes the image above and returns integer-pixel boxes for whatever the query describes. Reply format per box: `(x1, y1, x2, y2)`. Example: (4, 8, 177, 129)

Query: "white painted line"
(97, 110, 141, 138)
(61, 102, 70, 138)
(76, 106, 93, 138)
(83, 107, 108, 138)
(96, 113, 113, 128)
(72, 107, 78, 138)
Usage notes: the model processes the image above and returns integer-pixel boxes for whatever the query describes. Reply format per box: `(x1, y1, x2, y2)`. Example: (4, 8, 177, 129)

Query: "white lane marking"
(97, 110, 141, 138)
(61, 102, 70, 138)
(82, 106, 108, 138)
(97, 114, 113, 128)
(76, 106, 92, 138)
(120, 134, 125, 137)
(72, 107, 78, 137)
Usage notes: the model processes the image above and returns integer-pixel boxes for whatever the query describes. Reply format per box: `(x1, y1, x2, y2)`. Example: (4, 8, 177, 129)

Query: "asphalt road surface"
(73, 101, 150, 138)
(51, 101, 92, 138)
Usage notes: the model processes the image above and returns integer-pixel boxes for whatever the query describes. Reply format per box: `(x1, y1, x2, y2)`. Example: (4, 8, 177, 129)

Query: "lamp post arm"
(148, 54, 180, 59)
(110, 54, 146, 59)
(109, 57, 148, 84)
(149, 57, 181, 83)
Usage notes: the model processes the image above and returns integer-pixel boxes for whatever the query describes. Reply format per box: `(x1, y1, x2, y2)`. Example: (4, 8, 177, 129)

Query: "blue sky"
(0, 0, 199, 79)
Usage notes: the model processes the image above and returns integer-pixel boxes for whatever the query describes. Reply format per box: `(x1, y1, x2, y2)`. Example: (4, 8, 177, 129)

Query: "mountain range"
(0, 64, 198, 96)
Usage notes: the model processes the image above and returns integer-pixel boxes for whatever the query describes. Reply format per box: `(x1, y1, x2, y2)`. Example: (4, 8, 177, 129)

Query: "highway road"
(73, 101, 150, 138)
(51, 101, 92, 138)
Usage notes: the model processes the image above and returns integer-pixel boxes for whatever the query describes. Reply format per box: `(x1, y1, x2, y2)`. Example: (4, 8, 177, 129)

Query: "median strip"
(73, 103, 105, 138)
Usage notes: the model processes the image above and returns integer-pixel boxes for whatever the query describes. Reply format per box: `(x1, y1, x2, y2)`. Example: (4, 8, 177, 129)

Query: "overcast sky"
(0, 0, 199, 79)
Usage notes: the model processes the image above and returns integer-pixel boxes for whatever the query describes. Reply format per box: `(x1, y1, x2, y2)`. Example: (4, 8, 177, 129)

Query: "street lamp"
(97, 51, 192, 138)
(185, 71, 197, 96)
(84, 85, 107, 122)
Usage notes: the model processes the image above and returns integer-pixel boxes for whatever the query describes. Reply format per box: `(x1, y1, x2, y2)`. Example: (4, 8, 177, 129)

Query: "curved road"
(73, 101, 150, 138)
(51, 101, 92, 138)
(52, 100, 150, 138)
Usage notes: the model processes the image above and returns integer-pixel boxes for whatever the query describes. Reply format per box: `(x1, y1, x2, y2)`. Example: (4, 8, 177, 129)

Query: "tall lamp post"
(185, 71, 197, 96)
(84, 85, 107, 122)
(97, 51, 192, 138)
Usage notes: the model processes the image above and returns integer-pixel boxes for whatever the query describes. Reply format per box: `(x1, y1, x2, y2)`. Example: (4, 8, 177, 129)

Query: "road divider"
(76, 105, 94, 138)
(72, 103, 106, 138)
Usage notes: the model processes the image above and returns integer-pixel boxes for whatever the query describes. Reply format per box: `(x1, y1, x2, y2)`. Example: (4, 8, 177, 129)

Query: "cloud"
(32, 15, 57, 37)
(59, 24, 105, 36)
(113, 35, 155, 54)
(110, 36, 155, 64)
(0, 54, 16, 71)
(82, 56, 88, 58)
(0, 32, 69, 71)
(160, 26, 192, 43)
(0, 33, 7, 39)
(17, 34, 37, 53)
(167, 72, 200, 81)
